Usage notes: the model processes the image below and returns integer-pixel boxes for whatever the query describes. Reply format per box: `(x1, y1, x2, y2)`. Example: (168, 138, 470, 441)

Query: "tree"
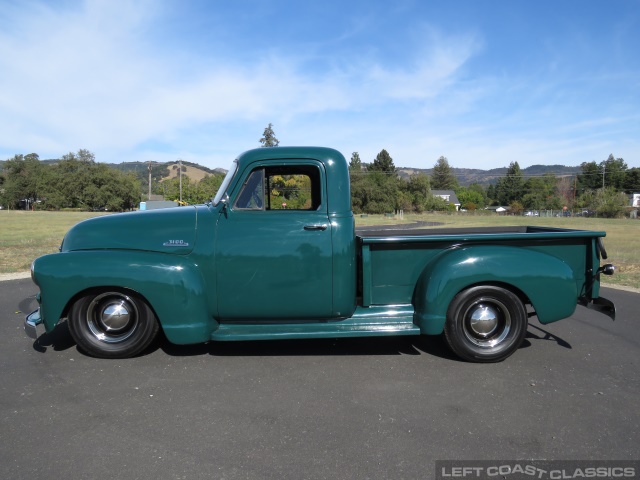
(198, 174, 225, 203)
(578, 155, 628, 193)
(76, 149, 96, 164)
(457, 187, 486, 210)
(509, 200, 524, 216)
(259, 123, 279, 147)
(349, 149, 399, 213)
(407, 173, 431, 212)
(495, 161, 524, 205)
(522, 174, 559, 210)
(623, 167, 640, 193)
(431, 156, 458, 190)
(350, 149, 402, 214)
(2, 154, 43, 209)
(423, 194, 450, 211)
(601, 154, 627, 190)
(468, 183, 488, 207)
(369, 149, 396, 174)
(556, 176, 575, 208)
(577, 187, 628, 218)
(577, 161, 602, 192)
(0, 170, 5, 202)
(486, 184, 497, 205)
(350, 171, 400, 214)
(8, 149, 143, 211)
(349, 152, 362, 171)
(349, 173, 366, 214)
(49, 152, 95, 209)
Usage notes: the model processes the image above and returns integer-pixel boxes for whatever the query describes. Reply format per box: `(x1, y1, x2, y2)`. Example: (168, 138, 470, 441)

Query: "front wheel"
(444, 286, 528, 363)
(68, 290, 159, 359)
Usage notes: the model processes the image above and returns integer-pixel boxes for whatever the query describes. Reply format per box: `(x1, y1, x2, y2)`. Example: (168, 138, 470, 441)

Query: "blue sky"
(1, 0, 638, 170)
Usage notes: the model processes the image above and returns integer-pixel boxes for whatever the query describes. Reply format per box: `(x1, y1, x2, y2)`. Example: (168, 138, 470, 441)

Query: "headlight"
(30, 260, 36, 282)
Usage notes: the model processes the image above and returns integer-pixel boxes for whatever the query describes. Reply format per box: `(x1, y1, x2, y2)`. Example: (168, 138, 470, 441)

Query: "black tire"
(444, 285, 527, 363)
(68, 290, 159, 359)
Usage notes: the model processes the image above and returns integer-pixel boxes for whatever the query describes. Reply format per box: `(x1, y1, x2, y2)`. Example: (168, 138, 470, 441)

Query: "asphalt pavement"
(1, 278, 638, 480)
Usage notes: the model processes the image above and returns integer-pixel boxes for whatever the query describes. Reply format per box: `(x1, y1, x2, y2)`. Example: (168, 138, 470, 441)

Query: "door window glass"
(234, 165, 322, 211)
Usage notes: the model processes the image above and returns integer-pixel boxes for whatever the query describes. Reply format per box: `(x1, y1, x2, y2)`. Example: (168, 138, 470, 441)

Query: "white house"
(431, 190, 461, 211)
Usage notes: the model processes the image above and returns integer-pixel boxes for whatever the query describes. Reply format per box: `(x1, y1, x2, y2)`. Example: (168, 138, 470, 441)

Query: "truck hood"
(61, 207, 197, 255)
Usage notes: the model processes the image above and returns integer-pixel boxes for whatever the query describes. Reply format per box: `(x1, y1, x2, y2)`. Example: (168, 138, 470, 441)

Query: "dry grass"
(163, 164, 211, 183)
(1, 210, 638, 289)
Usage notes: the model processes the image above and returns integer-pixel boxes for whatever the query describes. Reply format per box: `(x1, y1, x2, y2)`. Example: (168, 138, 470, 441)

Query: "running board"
(211, 306, 420, 341)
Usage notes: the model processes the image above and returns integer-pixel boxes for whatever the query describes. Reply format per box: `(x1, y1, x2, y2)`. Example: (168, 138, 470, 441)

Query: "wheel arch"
(61, 285, 159, 323)
(413, 244, 578, 335)
(32, 250, 218, 345)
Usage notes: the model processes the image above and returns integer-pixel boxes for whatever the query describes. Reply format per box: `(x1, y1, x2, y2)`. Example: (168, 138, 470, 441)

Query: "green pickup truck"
(25, 147, 616, 362)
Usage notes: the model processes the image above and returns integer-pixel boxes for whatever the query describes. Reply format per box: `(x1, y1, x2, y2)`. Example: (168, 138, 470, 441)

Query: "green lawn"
(0, 211, 105, 273)
(2, 210, 638, 289)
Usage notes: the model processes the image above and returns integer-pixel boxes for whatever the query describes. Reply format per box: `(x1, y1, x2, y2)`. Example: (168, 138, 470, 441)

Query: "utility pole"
(179, 158, 183, 203)
(602, 164, 605, 189)
(148, 161, 152, 200)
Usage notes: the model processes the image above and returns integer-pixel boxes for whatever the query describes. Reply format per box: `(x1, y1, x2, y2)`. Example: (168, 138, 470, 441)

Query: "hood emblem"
(163, 240, 190, 247)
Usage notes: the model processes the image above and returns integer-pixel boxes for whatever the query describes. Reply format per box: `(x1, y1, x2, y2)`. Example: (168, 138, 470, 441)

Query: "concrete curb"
(0, 272, 31, 282)
(601, 283, 640, 294)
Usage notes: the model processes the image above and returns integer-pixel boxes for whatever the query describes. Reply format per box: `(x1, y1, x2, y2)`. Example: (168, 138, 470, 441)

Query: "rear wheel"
(444, 286, 527, 363)
(68, 290, 159, 359)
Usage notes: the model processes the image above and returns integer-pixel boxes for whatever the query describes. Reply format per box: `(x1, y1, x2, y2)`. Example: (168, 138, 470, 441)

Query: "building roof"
(431, 190, 461, 206)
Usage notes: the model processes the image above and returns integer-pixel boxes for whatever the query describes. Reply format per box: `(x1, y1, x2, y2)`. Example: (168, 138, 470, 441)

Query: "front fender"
(31, 250, 217, 344)
(414, 245, 578, 335)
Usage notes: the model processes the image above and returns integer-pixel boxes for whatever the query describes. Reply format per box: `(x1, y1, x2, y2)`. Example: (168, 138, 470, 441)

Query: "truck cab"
(212, 147, 356, 320)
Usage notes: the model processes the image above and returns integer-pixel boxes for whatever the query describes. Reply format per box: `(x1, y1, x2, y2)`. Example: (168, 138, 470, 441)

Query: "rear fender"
(413, 245, 578, 334)
(32, 250, 217, 344)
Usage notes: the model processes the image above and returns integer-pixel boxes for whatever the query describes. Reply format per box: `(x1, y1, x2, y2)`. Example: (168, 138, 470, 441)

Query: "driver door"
(215, 160, 333, 320)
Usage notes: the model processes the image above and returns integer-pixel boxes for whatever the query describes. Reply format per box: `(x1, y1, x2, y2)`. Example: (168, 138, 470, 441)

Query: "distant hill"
(108, 161, 226, 185)
(397, 164, 581, 186)
(0, 158, 225, 186)
(0, 157, 581, 188)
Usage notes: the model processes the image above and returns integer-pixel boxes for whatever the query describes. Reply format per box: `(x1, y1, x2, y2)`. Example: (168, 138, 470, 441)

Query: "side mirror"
(597, 264, 616, 276)
(220, 194, 230, 217)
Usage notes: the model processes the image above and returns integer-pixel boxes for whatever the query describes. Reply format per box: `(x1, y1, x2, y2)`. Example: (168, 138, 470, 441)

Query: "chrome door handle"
(304, 224, 328, 231)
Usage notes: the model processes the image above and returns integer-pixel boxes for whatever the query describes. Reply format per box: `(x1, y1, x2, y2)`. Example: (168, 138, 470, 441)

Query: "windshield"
(212, 159, 238, 206)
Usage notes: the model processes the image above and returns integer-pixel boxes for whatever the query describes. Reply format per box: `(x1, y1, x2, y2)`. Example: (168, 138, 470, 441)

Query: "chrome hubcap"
(101, 303, 131, 332)
(86, 292, 139, 343)
(463, 299, 511, 348)
(469, 305, 499, 337)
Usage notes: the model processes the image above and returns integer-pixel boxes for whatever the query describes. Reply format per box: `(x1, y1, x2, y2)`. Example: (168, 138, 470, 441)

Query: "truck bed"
(356, 225, 607, 308)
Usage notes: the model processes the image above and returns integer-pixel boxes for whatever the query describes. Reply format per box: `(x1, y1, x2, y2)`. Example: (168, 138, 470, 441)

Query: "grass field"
(0, 211, 105, 275)
(1, 210, 638, 288)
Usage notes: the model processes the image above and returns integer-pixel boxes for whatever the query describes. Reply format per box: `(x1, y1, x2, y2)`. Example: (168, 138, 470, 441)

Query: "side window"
(235, 164, 322, 211)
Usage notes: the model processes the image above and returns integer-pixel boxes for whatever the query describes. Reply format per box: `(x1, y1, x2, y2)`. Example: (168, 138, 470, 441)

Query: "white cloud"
(0, 1, 479, 164)
(2, 1, 636, 170)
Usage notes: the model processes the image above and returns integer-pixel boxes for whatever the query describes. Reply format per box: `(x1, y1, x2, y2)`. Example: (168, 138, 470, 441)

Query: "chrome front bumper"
(24, 309, 43, 339)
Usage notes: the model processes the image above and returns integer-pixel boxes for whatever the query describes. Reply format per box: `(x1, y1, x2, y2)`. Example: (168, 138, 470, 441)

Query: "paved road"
(1, 278, 638, 480)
